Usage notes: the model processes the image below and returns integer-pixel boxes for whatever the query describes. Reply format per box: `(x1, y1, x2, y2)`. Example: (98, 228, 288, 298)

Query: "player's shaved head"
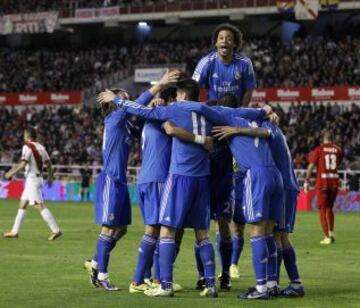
(212, 23, 243, 49)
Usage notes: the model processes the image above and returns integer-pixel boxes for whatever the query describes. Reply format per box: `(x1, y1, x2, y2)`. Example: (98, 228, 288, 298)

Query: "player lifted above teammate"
(192, 23, 257, 286)
(305, 130, 343, 245)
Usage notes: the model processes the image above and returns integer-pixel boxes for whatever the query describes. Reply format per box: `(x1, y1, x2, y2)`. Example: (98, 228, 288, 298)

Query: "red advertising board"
(251, 86, 360, 102)
(0, 91, 82, 106)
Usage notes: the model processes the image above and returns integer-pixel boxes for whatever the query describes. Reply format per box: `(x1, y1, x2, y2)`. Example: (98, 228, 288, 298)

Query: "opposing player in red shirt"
(304, 130, 342, 245)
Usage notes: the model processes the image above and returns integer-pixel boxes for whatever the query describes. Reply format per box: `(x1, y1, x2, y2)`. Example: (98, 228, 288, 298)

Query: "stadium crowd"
(0, 36, 359, 93)
(0, 102, 359, 172)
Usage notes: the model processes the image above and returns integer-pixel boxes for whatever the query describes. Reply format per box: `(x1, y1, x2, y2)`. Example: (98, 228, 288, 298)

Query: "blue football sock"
(276, 244, 283, 284)
(153, 239, 160, 281)
(231, 235, 244, 265)
(144, 268, 152, 280)
(133, 234, 158, 284)
(250, 235, 268, 288)
(175, 238, 182, 259)
(199, 238, 216, 288)
(215, 232, 223, 268)
(159, 237, 176, 290)
(219, 237, 233, 275)
(283, 245, 301, 283)
(96, 233, 115, 275)
(265, 234, 278, 283)
(194, 241, 205, 278)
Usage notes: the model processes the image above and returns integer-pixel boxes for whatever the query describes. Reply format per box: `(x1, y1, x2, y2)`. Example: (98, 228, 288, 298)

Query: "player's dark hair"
(100, 88, 128, 117)
(176, 79, 199, 101)
(207, 100, 218, 106)
(160, 86, 177, 103)
(25, 126, 37, 139)
(212, 23, 243, 49)
(218, 94, 237, 108)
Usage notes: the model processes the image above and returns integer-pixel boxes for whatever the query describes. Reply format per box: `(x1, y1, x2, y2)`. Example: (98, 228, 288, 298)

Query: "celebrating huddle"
(84, 23, 305, 301)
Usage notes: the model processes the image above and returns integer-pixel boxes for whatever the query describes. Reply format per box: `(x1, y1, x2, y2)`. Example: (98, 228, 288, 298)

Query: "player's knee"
(233, 223, 245, 237)
(250, 221, 267, 237)
(218, 218, 231, 239)
(160, 226, 176, 238)
(195, 229, 209, 242)
(281, 233, 291, 248)
(34, 203, 45, 211)
(115, 226, 127, 239)
(144, 225, 160, 237)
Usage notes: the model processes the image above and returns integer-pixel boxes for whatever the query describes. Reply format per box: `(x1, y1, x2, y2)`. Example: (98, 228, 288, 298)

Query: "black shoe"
(268, 285, 280, 297)
(219, 273, 231, 290)
(196, 277, 206, 290)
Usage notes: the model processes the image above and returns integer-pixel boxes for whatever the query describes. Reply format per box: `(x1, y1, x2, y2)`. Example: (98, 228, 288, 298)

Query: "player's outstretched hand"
(268, 112, 280, 124)
(4, 171, 11, 180)
(151, 98, 165, 107)
(158, 69, 182, 86)
(203, 137, 214, 152)
(262, 104, 273, 116)
(163, 121, 175, 135)
(97, 89, 116, 105)
(212, 126, 239, 140)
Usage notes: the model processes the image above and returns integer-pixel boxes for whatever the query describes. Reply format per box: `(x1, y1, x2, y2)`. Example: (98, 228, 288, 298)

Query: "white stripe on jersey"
(193, 53, 218, 75)
(200, 115, 206, 136)
(159, 174, 173, 222)
(102, 175, 110, 222)
(192, 112, 199, 135)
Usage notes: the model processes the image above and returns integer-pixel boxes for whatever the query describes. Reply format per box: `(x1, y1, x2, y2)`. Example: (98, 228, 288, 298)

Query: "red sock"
(327, 207, 334, 232)
(320, 207, 329, 237)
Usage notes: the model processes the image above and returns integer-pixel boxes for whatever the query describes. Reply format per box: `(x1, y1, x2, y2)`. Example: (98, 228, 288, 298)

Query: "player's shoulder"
(196, 51, 218, 67)
(233, 53, 253, 65)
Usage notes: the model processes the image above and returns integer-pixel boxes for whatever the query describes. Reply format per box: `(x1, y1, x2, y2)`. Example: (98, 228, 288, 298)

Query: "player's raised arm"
(136, 69, 181, 106)
(163, 121, 214, 152)
(226, 106, 268, 121)
(212, 125, 271, 141)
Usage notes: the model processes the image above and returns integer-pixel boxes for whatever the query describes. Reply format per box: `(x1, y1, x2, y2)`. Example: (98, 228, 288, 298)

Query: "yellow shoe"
(129, 282, 150, 293)
(48, 230, 62, 241)
(3, 231, 18, 238)
(200, 286, 218, 298)
(144, 287, 174, 297)
(320, 237, 332, 245)
(230, 264, 240, 279)
(173, 282, 183, 292)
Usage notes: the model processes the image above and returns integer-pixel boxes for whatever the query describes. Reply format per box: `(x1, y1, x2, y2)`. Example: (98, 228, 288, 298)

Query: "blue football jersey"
(138, 121, 171, 184)
(192, 105, 275, 171)
(101, 108, 132, 183)
(117, 99, 212, 177)
(262, 121, 299, 191)
(101, 91, 153, 183)
(192, 51, 256, 106)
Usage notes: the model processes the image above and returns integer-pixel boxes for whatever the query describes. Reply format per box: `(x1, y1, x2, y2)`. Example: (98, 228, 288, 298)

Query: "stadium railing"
(0, 163, 359, 190)
(60, 0, 360, 18)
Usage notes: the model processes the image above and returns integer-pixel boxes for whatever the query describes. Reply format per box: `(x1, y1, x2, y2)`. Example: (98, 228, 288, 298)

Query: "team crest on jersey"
(109, 213, 115, 221)
(235, 69, 241, 80)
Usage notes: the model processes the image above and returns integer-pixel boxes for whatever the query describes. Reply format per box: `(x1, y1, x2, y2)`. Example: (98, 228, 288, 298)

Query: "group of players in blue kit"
(84, 23, 305, 300)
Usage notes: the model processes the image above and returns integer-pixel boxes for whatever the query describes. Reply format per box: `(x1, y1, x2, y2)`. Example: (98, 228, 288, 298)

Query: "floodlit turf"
(1, 200, 360, 308)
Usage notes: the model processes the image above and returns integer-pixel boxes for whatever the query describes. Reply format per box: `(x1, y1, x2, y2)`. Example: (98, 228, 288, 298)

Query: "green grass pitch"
(1, 200, 360, 308)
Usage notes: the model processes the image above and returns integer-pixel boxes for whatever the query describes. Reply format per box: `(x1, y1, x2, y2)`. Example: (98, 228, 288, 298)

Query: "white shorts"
(20, 176, 44, 205)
